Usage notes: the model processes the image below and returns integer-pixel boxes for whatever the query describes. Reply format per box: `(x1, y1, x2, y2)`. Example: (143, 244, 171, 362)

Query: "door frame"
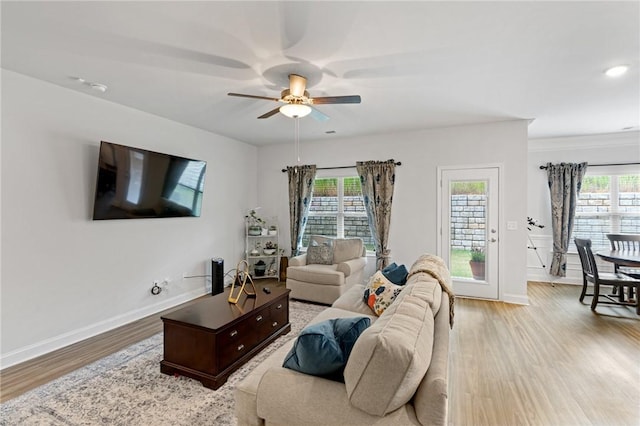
(436, 164, 505, 300)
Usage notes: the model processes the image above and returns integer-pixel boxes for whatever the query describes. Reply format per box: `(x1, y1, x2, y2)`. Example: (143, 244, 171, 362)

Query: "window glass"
(301, 176, 374, 251)
(572, 173, 640, 250)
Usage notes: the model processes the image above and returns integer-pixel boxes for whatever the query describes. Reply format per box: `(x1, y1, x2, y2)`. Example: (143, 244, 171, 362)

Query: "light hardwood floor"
(1, 282, 639, 425)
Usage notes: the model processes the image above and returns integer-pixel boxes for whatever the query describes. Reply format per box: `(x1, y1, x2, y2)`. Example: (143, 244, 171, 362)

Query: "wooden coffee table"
(160, 285, 290, 389)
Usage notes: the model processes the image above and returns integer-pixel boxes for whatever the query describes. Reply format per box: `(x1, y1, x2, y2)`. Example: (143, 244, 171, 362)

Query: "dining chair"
(574, 238, 640, 315)
(606, 233, 640, 277)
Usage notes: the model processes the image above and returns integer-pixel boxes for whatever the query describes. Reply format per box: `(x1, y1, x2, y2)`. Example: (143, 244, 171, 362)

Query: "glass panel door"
(440, 167, 499, 299)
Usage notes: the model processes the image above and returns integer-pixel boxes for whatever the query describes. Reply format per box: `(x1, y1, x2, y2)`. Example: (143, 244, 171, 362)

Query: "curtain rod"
(281, 160, 402, 173)
(539, 162, 639, 170)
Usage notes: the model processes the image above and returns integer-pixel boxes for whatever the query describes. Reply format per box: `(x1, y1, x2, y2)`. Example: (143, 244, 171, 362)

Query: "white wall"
(256, 120, 530, 304)
(0, 71, 257, 367)
(527, 132, 640, 283)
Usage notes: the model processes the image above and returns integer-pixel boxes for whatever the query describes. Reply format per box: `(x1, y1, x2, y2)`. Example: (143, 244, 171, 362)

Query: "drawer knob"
(272, 321, 278, 327)
(276, 304, 283, 309)
(256, 315, 263, 322)
(229, 330, 238, 338)
(237, 344, 245, 351)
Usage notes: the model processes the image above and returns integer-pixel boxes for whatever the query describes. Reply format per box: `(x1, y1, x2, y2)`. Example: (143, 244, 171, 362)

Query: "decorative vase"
(254, 263, 266, 277)
(469, 261, 485, 280)
(248, 226, 262, 236)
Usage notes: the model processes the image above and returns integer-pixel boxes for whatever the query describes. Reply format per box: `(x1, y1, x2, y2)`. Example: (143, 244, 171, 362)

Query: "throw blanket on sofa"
(407, 254, 456, 328)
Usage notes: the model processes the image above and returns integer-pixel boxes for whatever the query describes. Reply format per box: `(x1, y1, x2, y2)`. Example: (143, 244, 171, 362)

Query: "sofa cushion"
(382, 262, 409, 285)
(332, 284, 377, 316)
(363, 271, 404, 316)
(282, 316, 371, 379)
(307, 238, 334, 265)
(344, 282, 436, 416)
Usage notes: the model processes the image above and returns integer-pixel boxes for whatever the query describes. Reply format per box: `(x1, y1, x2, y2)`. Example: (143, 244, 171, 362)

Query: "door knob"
(491, 238, 497, 243)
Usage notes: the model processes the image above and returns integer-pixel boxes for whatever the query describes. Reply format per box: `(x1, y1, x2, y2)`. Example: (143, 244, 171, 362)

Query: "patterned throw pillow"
(363, 271, 404, 316)
(306, 240, 334, 265)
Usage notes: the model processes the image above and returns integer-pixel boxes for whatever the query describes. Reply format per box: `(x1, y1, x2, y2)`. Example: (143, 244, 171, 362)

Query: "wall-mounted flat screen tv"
(92, 141, 207, 220)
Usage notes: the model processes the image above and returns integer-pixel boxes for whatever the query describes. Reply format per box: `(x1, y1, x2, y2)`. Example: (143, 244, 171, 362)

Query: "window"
(301, 176, 375, 251)
(572, 170, 640, 250)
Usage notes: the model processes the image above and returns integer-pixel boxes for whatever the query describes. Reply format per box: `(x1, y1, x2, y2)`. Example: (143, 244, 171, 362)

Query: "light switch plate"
(507, 221, 518, 230)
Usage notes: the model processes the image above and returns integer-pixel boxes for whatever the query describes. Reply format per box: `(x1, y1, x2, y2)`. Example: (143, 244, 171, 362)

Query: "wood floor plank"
(1, 281, 639, 426)
(448, 282, 640, 426)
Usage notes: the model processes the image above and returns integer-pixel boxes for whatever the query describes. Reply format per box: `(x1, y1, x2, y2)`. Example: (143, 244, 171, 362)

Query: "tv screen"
(92, 141, 207, 220)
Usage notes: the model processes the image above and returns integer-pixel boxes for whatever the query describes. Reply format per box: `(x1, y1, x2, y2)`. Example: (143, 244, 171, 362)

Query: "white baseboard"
(0, 288, 207, 370)
(502, 293, 530, 305)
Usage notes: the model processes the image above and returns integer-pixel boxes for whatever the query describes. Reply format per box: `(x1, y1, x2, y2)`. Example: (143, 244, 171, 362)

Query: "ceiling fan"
(228, 74, 361, 120)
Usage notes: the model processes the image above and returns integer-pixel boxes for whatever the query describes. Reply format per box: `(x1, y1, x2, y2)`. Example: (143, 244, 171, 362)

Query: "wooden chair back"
(575, 238, 599, 281)
(606, 233, 640, 251)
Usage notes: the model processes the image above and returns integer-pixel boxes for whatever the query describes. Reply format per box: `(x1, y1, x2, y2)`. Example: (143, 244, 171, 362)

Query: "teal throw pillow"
(382, 262, 409, 285)
(282, 317, 371, 379)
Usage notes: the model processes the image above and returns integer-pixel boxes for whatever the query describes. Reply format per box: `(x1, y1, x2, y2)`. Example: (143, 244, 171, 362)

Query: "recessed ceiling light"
(604, 65, 629, 77)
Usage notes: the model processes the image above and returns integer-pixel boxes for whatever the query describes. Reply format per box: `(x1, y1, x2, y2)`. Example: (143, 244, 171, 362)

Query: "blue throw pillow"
(382, 263, 409, 285)
(282, 317, 371, 379)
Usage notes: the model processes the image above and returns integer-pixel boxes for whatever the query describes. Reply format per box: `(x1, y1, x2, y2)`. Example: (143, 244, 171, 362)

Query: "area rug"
(0, 300, 326, 426)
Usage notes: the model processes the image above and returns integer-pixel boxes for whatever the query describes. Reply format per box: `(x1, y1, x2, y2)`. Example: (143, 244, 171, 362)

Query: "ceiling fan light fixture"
(280, 103, 312, 118)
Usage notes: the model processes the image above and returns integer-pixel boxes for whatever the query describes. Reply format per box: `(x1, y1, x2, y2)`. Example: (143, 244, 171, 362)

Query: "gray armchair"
(286, 236, 367, 305)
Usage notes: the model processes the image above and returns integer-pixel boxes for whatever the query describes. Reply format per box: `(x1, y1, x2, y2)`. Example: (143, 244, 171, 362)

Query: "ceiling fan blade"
(228, 93, 281, 102)
(289, 74, 307, 97)
(309, 107, 330, 122)
(310, 95, 361, 105)
(258, 107, 282, 119)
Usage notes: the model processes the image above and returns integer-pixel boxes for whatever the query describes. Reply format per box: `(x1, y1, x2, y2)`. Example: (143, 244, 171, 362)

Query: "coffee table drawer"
(217, 307, 270, 370)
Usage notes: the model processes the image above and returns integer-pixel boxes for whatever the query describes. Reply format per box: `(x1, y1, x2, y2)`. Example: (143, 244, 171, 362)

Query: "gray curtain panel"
(287, 165, 317, 257)
(356, 160, 396, 270)
(546, 162, 588, 276)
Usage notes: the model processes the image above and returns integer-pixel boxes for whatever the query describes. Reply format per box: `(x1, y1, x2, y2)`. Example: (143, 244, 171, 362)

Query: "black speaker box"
(211, 258, 224, 296)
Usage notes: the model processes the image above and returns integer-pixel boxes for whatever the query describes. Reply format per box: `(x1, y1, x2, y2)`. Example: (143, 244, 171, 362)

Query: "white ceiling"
(2, 1, 638, 146)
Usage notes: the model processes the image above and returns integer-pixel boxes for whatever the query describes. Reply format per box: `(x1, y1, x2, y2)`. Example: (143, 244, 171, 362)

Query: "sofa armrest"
(256, 368, 419, 425)
(289, 254, 307, 267)
(336, 256, 366, 278)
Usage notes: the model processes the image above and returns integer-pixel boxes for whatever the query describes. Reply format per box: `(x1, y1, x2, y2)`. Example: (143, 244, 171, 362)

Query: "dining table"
(596, 249, 640, 268)
(596, 249, 640, 302)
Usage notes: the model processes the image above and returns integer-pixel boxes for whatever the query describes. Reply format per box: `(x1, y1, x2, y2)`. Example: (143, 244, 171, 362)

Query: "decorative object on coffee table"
(228, 260, 257, 304)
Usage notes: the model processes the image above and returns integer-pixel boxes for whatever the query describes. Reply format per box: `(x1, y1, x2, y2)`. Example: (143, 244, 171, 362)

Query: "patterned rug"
(0, 300, 326, 425)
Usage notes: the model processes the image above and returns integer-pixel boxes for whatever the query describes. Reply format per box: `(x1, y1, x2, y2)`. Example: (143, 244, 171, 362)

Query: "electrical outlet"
(151, 280, 162, 295)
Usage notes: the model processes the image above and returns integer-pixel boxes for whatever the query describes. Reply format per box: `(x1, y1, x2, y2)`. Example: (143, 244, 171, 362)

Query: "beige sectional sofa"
(236, 254, 453, 426)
